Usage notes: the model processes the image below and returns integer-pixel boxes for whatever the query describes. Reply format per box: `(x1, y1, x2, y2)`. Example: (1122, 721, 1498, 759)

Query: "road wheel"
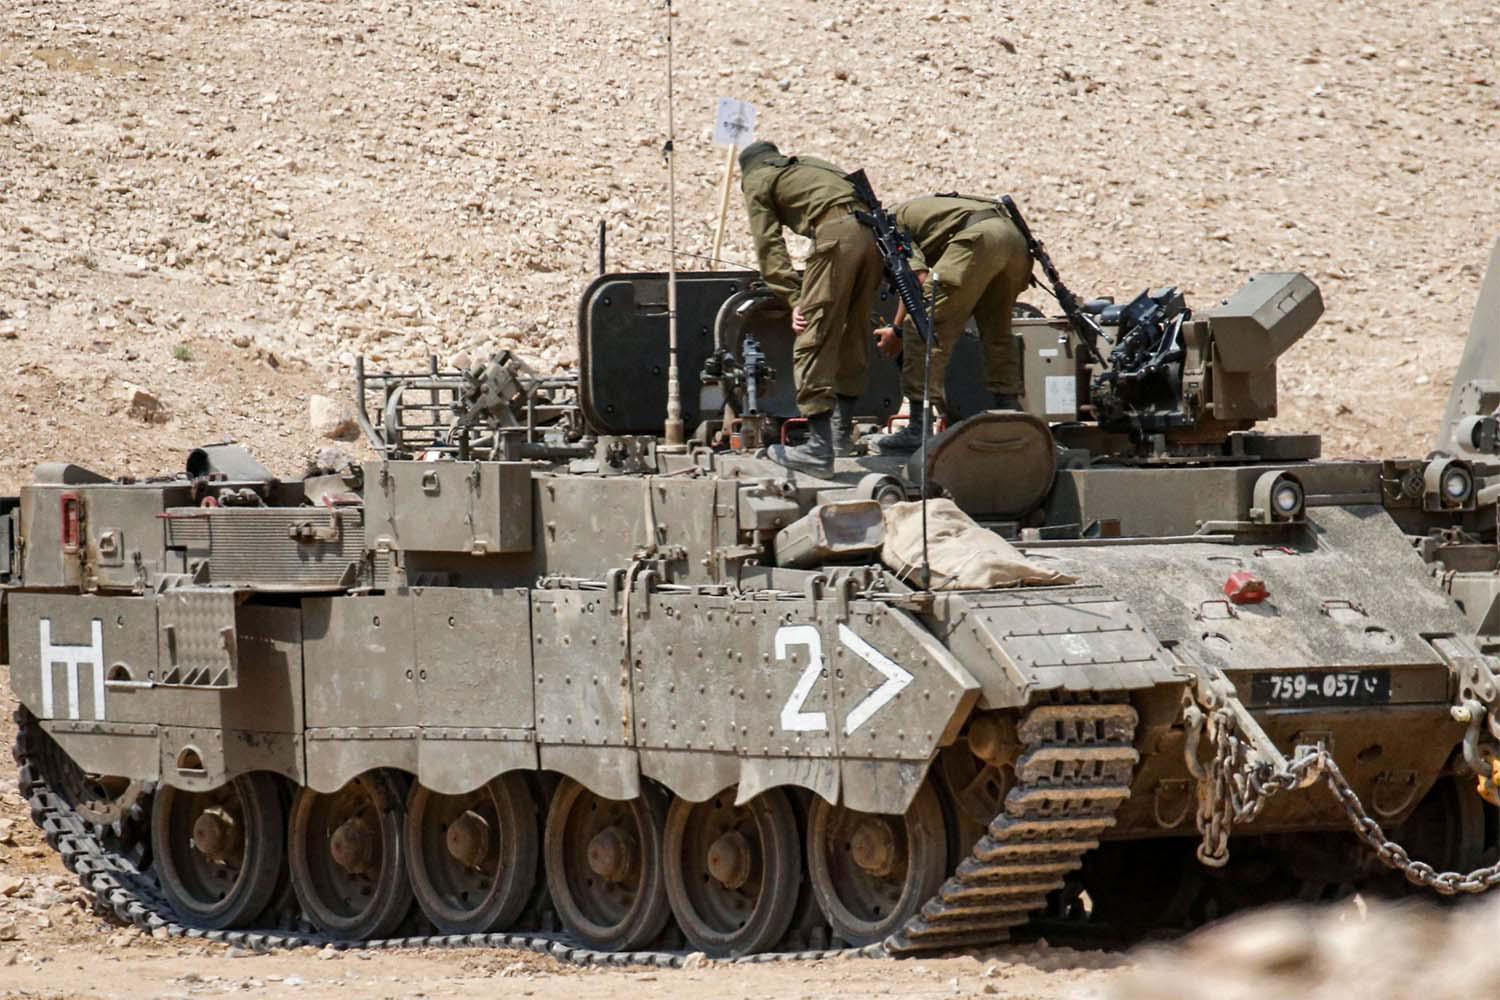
(806, 782, 947, 946)
(288, 771, 413, 940)
(544, 778, 671, 951)
(663, 786, 801, 956)
(404, 775, 539, 933)
(151, 773, 284, 929)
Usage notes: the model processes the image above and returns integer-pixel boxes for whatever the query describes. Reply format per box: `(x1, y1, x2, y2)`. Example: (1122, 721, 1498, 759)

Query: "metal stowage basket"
(354, 354, 586, 461)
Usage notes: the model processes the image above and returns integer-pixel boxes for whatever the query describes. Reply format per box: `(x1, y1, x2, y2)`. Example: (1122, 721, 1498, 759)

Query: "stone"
(128, 389, 169, 423)
(0, 875, 22, 897)
(681, 952, 707, 970)
(309, 394, 359, 441)
(0, 915, 17, 942)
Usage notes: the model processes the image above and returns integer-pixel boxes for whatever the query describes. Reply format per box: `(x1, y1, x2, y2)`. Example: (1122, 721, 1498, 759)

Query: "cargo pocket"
(798, 233, 842, 332)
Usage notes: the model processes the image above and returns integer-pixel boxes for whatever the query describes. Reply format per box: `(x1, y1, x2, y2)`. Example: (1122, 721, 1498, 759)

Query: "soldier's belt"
(812, 202, 860, 229)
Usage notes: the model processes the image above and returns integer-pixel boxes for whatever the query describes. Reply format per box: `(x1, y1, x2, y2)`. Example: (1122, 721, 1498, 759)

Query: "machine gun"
(1089, 288, 1191, 432)
(1000, 196, 1108, 367)
(700, 331, 777, 448)
(845, 169, 936, 347)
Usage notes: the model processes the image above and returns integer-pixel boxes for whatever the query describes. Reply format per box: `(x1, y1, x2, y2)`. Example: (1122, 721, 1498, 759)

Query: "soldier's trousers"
(794, 208, 883, 416)
(900, 217, 1031, 412)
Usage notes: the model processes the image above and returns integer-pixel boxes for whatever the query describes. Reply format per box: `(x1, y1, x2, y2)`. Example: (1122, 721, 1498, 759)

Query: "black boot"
(992, 392, 1021, 410)
(830, 395, 858, 457)
(871, 400, 935, 455)
(768, 411, 834, 475)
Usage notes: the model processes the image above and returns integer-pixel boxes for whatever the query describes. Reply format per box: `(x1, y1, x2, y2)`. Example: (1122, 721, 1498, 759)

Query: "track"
(12, 701, 1138, 966)
(889, 701, 1139, 953)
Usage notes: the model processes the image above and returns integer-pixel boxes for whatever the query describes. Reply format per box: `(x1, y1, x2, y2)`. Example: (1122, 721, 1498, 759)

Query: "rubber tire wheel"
(806, 782, 948, 947)
(150, 773, 285, 930)
(404, 774, 540, 934)
(288, 771, 414, 940)
(662, 786, 802, 957)
(544, 778, 672, 951)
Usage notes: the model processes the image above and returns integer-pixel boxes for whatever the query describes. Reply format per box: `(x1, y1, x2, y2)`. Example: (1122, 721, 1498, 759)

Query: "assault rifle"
(999, 196, 1108, 366)
(845, 169, 936, 347)
(845, 168, 936, 591)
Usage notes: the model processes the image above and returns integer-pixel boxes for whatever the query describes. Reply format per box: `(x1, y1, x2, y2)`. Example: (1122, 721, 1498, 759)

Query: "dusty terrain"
(2, 0, 1498, 997)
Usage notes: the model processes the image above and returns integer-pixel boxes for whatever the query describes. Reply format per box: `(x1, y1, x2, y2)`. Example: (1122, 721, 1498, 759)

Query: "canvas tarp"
(881, 499, 1077, 590)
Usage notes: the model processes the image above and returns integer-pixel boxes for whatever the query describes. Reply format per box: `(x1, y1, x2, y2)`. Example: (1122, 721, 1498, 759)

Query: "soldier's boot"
(767, 411, 835, 476)
(870, 400, 935, 455)
(992, 392, 1021, 410)
(830, 395, 858, 457)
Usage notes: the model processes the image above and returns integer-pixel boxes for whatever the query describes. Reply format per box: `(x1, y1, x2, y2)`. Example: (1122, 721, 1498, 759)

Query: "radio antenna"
(661, 0, 686, 449)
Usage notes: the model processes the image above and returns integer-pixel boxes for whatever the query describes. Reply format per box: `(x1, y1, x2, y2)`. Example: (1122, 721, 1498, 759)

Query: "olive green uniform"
(742, 154, 882, 417)
(894, 195, 1031, 412)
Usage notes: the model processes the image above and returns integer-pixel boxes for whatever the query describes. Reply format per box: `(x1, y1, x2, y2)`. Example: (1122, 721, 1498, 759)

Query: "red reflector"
(60, 492, 81, 555)
(1224, 570, 1268, 604)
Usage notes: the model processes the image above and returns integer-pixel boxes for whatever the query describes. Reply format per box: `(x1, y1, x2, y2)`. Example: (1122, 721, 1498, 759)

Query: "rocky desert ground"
(1, 0, 1498, 997)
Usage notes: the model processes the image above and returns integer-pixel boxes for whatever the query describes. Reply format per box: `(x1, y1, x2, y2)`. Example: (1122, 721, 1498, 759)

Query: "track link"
(884, 700, 1139, 955)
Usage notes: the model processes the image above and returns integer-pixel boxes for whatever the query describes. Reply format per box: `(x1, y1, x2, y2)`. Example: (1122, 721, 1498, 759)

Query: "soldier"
(739, 141, 883, 475)
(871, 194, 1032, 453)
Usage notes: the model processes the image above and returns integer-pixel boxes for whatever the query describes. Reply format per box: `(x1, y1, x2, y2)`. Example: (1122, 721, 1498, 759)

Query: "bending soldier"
(871, 194, 1032, 454)
(739, 141, 883, 475)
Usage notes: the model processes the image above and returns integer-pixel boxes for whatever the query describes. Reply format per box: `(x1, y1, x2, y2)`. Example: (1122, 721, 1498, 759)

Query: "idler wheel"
(544, 778, 671, 951)
(663, 787, 801, 957)
(404, 775, 539, 934)
(151, 773, 285, 929)
(289, 771, 413, 940)
(806, 781, 947, 946)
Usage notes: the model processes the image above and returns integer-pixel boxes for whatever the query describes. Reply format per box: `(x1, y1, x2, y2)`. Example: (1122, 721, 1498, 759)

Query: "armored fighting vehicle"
(5, 237, 1500, 961)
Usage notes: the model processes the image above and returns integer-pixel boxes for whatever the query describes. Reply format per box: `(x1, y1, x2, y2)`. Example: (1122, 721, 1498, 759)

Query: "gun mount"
(1057, 272, 1325, 460)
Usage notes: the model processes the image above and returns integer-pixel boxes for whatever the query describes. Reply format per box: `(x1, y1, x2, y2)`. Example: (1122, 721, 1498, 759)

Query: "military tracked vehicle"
(5, 238, 1500, 961)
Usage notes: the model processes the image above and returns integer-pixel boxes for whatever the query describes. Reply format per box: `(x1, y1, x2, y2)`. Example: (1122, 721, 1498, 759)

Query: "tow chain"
(1189, 705, 1500, 895)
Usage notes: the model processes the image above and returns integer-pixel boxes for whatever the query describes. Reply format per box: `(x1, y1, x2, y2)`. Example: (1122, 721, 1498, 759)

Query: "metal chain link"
(1194, 706, 1500, 893)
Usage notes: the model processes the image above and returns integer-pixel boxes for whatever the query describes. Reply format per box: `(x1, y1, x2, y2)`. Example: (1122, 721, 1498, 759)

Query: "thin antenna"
(661, 0, 686, 449)
(918, 275, 938, 591)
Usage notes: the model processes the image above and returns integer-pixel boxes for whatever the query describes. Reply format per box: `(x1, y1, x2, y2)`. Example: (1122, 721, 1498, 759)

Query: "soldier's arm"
(743, 185, 801, 306)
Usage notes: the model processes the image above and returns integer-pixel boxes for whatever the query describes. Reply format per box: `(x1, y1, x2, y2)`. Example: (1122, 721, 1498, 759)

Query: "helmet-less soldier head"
(870, 194, 1032, 454)
(739, 141, 883, 475)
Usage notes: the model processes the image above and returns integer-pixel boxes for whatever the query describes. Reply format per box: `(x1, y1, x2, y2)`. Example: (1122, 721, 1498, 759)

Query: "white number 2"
(775, 625, 828, 732)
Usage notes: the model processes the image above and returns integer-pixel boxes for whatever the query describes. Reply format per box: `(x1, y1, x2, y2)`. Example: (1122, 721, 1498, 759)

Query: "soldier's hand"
(874, 326, 902, 358)
(791, 306, 809, 334)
